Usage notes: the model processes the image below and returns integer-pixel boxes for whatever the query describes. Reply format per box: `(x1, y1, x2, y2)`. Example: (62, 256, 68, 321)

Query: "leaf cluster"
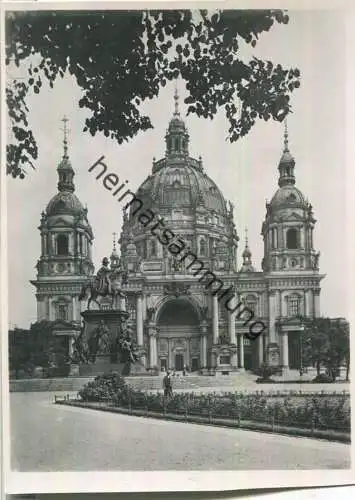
(6, 9, 300, 177)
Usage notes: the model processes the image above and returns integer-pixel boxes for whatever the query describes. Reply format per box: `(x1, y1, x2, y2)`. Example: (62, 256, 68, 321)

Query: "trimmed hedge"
(78, 373, 351, 433)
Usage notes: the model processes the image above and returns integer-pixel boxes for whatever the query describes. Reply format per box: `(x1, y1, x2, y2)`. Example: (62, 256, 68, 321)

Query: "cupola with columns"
(240, 229, 255, 273)
(165, 86, 190, 158)
(261, 122, 320, 274)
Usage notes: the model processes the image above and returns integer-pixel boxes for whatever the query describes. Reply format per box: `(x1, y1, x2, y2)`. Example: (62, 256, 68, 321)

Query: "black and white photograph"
(2, 3, 354, 495)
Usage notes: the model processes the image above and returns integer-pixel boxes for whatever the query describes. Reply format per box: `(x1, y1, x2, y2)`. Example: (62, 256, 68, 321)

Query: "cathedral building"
(117, 94, 324, 373)
(32, 98, 324, 373)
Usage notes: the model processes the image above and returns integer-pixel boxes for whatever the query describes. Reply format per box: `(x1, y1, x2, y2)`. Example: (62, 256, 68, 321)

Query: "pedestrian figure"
(163, 371, 173, 398)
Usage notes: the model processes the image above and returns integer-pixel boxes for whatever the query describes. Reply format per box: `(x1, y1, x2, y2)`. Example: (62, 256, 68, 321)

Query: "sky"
(6, 9, 347, 328)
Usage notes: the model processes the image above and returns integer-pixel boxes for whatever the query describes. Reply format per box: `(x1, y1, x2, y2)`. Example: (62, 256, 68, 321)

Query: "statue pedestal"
(81, 309, 129, 341)
(78, 308, 147, 376)
(266, 342, 280, 367)
(212, 343, 239, 375)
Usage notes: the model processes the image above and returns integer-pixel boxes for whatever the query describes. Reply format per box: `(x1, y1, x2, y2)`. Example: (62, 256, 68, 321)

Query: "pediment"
(287, 212, 303, 221)
(48, 217, 72, 227)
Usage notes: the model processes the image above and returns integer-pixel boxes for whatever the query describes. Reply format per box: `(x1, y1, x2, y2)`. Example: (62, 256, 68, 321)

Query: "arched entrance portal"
(157, 299, 201, 372)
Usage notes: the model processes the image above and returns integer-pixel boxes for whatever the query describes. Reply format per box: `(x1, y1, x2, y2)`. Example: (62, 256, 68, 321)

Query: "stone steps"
(10, 373, 249, 392)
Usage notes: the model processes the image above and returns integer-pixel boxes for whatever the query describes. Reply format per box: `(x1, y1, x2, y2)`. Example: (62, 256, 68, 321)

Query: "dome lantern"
(57, 115, 75, 193)
(278, 120, 296, 188)
(240, 229, 255, 273)
(110, 232, 120, 269)
(165, 86, 189, 158)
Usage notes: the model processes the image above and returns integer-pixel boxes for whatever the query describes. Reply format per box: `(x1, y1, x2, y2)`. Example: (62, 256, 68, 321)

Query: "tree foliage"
(302, 318, 350, 381)
(8, 321, 68, 376)
(6, 9, 301, 178)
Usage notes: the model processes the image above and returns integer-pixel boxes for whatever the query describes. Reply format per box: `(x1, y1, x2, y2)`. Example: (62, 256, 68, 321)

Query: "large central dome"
(121, 89, 238, 275)
(132, 156, 228, 217)
(129, 89, 228, 219)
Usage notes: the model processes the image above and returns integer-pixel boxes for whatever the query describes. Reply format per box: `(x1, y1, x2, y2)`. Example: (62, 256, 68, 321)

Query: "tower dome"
(269, 122, 307, 212)
(261, 122, 319, 273)
(240, 229, 255, 273)
(46, 117, 87, 218)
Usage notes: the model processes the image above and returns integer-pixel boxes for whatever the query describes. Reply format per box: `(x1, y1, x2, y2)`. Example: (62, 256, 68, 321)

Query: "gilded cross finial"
(245, 227, 249, 247)
(284, 119, 289, 152)
(112, 232, 117, 251)
(61, 115, 70, 159)
(174, 82, 180, 116)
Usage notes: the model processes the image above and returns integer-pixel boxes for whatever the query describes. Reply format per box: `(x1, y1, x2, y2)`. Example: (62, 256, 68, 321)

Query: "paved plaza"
(10, 392, 350, 471)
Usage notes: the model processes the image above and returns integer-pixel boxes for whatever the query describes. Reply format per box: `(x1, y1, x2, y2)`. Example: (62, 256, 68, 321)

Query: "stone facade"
(32, 107, 324, 374)
(116, 100, 324, 373)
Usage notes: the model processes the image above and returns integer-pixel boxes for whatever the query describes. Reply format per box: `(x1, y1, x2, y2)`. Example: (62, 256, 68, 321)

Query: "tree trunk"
(316, 360, 320, 376)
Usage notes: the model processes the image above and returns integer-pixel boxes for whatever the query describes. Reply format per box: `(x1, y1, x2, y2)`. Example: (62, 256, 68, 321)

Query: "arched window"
(57, 234, 69, 255)
(245, 296, 257, 315)
(200, 238, 207, 256)
(174, 137, 179, 151)
(288, 295, 300, 317)
(57, 303, 68, 321)
(286, 228, 298, 249)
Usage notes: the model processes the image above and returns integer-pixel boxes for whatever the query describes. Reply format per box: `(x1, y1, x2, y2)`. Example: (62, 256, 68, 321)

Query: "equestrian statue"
(79, 256, 127, 310)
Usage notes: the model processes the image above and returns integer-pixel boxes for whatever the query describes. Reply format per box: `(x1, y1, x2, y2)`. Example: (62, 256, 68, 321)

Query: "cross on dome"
(284, 119, 289, 152)
(61, 115, 70, 159)
(174, 82, 180, 116)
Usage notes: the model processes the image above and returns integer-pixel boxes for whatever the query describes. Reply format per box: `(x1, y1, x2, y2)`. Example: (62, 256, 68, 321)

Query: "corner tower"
(261, 123, 325, 371)
(31, 117, 95, 327)
(262, 123, 320, 274)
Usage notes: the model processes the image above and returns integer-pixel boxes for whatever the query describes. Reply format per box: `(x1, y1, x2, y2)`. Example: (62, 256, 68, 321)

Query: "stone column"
(212, 294, 219, 344)
(200, 322, 208, 368)
(300, 228, 305, 248)
(227, 294, 238, 367)
(211, 351, 217, 369)
(239, 334, 244, 369)
(48, 296, 54, 321)
(257, 334, 264, 366)
(136, 294, 144, 346)
(69, 233, 74, 254)
(76, 233, 80, 255)
(148, 324, 157, 369)
(51, 234, 56, 255)
(307, 289, 313, 317)
(282, 332, 289, 369)
(268, 291, 277, 343)
(304, 289, 312, 317)
(314, 289, 321, 317)
(72, 296, 76, 321)
(227, 295, 236, 344)
(68, 336, 74, 358)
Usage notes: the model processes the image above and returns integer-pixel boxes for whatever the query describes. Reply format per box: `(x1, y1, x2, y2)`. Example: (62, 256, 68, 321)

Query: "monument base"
(79, 361, 148, 377)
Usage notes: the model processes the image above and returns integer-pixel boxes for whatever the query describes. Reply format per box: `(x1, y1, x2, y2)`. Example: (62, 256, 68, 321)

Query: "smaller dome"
(279, 150, 295, 166)
(46, 191, 85, 216)
(242, 245, 251, 258)
(270, 186, 307, 210)
(110, 247, 119, 260)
